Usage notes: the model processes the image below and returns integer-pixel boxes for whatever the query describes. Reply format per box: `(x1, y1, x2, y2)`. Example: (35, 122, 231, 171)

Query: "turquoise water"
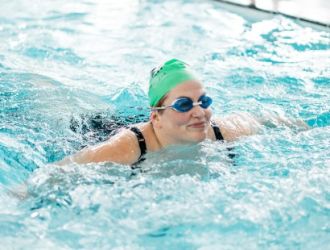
(1, 0, 330, 249)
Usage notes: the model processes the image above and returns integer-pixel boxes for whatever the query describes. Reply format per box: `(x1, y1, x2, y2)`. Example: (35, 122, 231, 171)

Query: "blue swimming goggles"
(151, 95, 213, 113)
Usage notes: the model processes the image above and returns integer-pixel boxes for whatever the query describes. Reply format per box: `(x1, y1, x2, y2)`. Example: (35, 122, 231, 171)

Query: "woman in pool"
(58, 58, 305, 166)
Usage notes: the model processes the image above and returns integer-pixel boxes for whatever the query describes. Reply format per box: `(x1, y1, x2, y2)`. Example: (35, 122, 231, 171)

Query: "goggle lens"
(199, 95, 213, 109)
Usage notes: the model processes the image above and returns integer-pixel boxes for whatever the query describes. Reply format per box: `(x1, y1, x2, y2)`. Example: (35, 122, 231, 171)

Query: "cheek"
(206, 109, 212, 119)
(169, 112, 190, 126)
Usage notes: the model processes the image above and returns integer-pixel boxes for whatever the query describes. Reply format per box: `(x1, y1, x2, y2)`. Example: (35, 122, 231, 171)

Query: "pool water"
(1, 0, 329, 249)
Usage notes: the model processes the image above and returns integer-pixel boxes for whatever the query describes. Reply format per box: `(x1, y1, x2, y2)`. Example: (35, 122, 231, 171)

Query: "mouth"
(188, 121, 207, 129)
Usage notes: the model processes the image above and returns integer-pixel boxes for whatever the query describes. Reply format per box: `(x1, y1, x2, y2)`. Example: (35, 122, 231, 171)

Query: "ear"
(150, 111, 162, 128)
(150, 111, 159, 122)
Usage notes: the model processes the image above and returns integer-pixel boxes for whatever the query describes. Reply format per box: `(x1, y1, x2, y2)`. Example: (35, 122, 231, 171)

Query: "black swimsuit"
(129, 120, 224, 163)
(129, 126, 147, 161)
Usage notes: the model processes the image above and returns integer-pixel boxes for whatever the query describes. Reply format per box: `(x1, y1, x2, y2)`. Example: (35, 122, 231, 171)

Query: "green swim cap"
(148, 59, 199, 107)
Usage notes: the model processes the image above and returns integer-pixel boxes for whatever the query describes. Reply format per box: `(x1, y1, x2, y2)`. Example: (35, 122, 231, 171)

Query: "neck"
(150, 122, 164, 150)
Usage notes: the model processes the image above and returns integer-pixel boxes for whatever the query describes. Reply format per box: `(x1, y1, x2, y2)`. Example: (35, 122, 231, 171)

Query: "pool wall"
(215, 0, 330, 28)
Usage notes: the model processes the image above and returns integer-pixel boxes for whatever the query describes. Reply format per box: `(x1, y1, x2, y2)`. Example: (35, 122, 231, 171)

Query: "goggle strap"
(151, 106, 172, 111)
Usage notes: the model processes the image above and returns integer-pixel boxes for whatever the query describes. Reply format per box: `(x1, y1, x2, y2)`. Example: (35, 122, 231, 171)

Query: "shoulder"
(86, 125, 145, 165)
(212, 112, 262, 141)
(108, 126, 141, 151)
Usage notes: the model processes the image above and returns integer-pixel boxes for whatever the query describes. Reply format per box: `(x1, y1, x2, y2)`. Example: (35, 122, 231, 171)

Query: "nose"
(191, 104, 205, 118)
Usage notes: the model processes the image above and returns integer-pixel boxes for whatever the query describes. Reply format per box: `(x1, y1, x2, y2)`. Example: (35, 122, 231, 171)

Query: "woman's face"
(155, 80, 212, 144)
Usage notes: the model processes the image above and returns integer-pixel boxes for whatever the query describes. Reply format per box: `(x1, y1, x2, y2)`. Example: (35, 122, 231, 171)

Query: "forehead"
(166, 80, 205, 100)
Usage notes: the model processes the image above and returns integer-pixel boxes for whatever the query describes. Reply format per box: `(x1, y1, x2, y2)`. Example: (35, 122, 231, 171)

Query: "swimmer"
(58, 59, 308, 166)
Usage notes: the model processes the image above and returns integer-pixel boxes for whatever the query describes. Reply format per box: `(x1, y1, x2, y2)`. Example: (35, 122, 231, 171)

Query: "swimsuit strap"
(210, 120, 224, 141)
(129, 126, 147, 160)
(210, 120, 236, 160)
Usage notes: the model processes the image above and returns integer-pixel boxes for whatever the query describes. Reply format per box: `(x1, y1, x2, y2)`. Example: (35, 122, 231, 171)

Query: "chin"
(190, 131, 207, 142)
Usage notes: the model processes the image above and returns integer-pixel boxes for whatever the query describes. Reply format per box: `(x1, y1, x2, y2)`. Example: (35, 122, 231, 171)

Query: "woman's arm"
(57, 129, 141, 166)
(213, 113, 262, 141)
(214, 111, 309, 141)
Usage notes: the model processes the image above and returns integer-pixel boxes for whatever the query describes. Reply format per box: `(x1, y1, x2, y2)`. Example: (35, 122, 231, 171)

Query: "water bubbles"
(0, 0, 329, 248)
